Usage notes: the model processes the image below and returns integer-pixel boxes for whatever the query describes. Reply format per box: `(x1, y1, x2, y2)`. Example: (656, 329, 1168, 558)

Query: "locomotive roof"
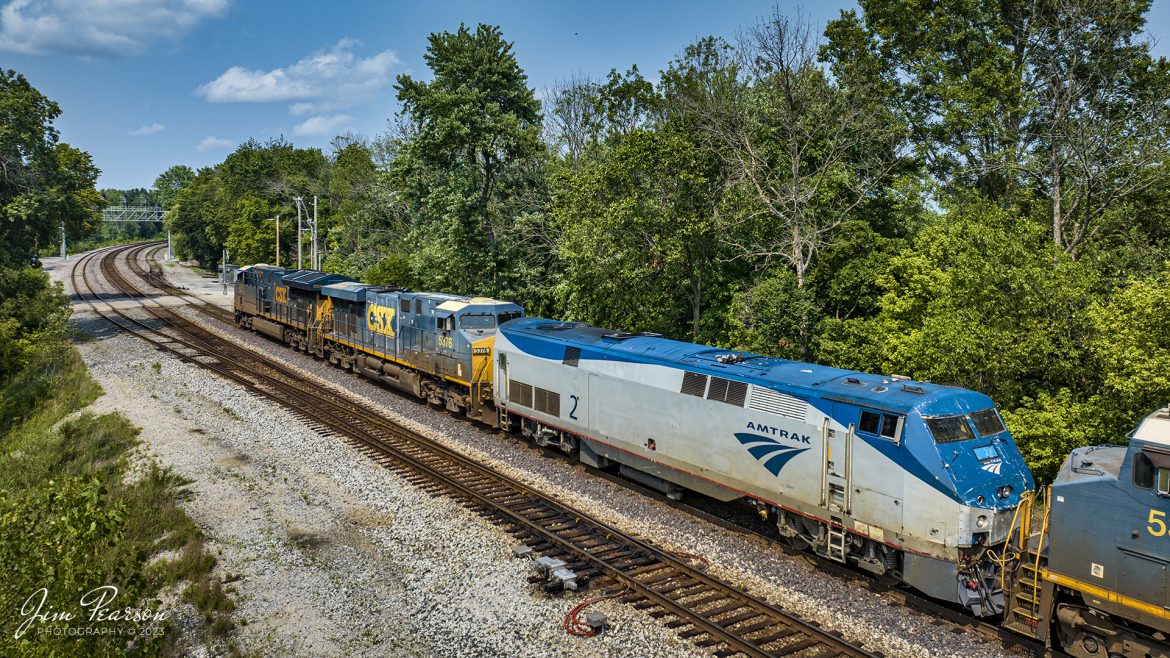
(503, 318, 990, 415)
(282, 270, 355, 291)
(1133, 408, 1170, 446)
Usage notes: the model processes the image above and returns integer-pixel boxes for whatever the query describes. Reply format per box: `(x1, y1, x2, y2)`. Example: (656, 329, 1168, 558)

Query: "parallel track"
(71, 243, 880, 658)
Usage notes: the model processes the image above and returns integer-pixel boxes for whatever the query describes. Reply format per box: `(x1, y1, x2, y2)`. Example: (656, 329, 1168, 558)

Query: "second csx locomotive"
(232, 264, 1034, 617)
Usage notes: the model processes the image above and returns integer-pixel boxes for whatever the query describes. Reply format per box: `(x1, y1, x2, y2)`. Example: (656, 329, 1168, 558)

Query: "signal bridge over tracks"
(101, 206, 166, 223)
(58, 206, 170, 260)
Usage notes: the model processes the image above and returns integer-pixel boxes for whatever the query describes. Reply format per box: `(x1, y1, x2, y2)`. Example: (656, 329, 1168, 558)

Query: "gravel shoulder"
(43, 250, 1019, 657)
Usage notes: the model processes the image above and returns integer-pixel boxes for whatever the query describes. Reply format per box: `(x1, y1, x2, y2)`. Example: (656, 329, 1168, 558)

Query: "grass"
(0, 342, 239, 657)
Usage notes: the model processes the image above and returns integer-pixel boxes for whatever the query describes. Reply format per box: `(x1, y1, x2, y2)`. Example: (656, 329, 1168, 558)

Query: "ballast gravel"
(60, 252, 1021, 657)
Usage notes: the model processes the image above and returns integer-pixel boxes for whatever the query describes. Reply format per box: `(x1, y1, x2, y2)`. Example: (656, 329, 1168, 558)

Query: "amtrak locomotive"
(232, 266, 1036, 617)
(494, 319, 1034, 617)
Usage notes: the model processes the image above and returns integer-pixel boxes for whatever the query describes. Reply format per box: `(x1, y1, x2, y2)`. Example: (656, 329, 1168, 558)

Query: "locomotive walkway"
(71, 242, 880, 658)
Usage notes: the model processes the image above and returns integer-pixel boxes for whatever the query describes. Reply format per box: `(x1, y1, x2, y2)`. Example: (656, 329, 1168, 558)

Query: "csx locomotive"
(233, 265, 521, 424)
(232, 264, 1033, 618)
(999, 407, 1170, 657)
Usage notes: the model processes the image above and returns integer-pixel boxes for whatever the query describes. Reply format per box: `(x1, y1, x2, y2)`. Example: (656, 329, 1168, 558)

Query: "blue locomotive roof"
(502, 318, 987, 415)
(282, 270, 355, 291)
(321, 281, 386, 302)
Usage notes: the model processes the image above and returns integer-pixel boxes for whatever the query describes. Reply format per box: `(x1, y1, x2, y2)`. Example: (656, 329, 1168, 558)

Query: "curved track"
(71, 243, 881, 658)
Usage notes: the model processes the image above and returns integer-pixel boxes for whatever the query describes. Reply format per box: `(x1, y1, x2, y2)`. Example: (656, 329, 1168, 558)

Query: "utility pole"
(312, 195, 318, 270)
(166, 230, 173, 260)
(221, 248, 230, 294)
(276, 214, 281, 267)
(295, 197, 303, 269)
(60, 221, 66, 260)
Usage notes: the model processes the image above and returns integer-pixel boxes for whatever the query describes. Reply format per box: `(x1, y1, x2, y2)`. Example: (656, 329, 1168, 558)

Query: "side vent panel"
(563, 346, 581, 367)
(748, 386, 807, 421)
(510, 380, 533, 408)
(706, 377, 729, 403)
(534, 388, 560, 417)
(725, 380, 748, 407)
(707, 377, 747, 407)
(680, 371, 708, 397)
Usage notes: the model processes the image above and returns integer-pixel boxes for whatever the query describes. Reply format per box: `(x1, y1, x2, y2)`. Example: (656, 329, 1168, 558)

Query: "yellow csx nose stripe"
(366, 303, 396, 338)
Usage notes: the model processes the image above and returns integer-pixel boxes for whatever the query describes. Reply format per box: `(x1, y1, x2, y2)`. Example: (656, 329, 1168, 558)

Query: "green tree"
(391, 23, 545, 295)
(823, 0, 1170, 255)
(822, 201, 1099, 406)
(553, 129, 724, 339)
(0, 69, 103, 266)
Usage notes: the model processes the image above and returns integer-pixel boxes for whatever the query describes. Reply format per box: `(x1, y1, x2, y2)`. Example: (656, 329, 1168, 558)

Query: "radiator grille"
(707, 377, 748, 407)
(680, 371, 708, 397)
(534, 388, 560, 417)
(748, 386, 807, 420)
(510, 380, 533, 408)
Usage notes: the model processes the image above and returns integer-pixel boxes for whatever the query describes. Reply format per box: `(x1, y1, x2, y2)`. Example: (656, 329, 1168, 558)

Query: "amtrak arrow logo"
(735, 433, 810, 476)
(981, 461, 1002, 475)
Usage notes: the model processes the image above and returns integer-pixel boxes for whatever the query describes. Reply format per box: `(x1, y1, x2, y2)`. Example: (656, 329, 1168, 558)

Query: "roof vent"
(844, 377, 863, 386)
(602, 331, 662, 340)
(537, 322, 579, 331)
(902, 384, 925, 394)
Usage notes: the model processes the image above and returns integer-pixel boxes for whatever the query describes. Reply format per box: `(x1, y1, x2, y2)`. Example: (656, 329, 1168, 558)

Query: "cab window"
(859, 410, 902, 442)
(926, 415, 975, 443)
(1134, 453, 1154, 489)
(970, 408, 1006, 437)
(460, 314, 496, 330)
(498, 311, 522, 325)
(1160, 468, 1170, 496)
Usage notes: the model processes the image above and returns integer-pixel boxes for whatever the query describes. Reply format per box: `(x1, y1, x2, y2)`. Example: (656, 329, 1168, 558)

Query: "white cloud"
(293, 114, 351, 137)
(0, 0, 228, 57)
(196, 136, 232, 152)
(129, 122, 165, 136)
(196, 38, 399, 114)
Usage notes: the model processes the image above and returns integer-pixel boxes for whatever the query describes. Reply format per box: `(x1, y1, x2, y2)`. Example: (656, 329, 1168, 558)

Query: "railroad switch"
(516, 551, 585, 593)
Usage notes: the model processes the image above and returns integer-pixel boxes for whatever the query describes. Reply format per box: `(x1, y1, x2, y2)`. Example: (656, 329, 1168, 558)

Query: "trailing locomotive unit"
(1001, 407, 1170, 657)
(234, 265, 522, 424)
(495, 318, 1035, 616)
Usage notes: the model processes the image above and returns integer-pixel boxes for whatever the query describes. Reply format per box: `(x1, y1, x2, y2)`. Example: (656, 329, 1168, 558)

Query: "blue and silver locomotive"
(493, 318, 1035, 616)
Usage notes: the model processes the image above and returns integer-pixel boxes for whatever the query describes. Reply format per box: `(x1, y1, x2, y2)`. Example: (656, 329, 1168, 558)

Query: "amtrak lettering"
(745, 420, 812, 444)
(366, 303, 396, 338)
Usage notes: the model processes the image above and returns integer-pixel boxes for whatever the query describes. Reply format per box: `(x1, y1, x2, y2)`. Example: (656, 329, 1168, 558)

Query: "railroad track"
(71, 243, 880, 658)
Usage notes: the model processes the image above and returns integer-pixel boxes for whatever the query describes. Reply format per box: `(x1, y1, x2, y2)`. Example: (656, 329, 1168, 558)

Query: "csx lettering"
(745, 421, 812, 445)
(366, 303, 396, 338)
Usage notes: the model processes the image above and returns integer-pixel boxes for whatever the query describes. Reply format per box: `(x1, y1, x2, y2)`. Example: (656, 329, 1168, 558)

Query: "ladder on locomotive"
(1002, 487, 1051, 636)
(308, 305, 333, 356)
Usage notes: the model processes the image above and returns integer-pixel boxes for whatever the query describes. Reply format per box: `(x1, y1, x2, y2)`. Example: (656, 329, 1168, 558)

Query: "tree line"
(155, 1, 1170, 480)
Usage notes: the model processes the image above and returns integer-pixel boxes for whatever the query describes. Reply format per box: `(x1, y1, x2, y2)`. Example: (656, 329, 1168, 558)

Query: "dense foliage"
(157, 5, 1170, 481)
(0, 71, 235, 656)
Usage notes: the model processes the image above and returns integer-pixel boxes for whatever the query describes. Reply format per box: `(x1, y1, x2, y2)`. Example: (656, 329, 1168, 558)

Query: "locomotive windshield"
(460, 314, 496, 329)
(970, 408, 1007, 437)
(926, 415, 975, 443)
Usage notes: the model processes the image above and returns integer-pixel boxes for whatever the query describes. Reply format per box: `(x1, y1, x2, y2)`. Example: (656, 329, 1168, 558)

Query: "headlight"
(976, 515, 989, 528)
(997, 485, 1013, 499)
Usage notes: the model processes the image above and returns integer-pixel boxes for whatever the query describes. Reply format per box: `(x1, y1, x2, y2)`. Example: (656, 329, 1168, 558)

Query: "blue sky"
(3, 0, 1168, 190)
